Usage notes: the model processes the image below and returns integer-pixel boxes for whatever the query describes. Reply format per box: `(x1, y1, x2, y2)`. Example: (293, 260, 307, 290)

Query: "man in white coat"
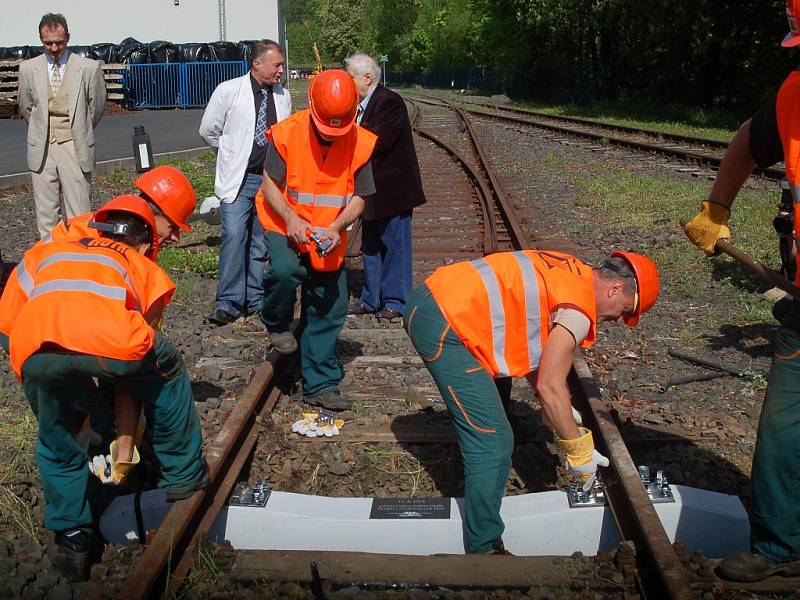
(199, 40, 291, 325)
(17, 13, 107, 239)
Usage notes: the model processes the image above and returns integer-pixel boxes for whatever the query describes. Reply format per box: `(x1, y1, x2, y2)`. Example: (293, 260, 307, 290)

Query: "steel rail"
(420, 94, 695, 599)
(119, 327, 297, 600)
(465, 105, 785, 181)
(409, 101, 498, 255)
(451, 106, 528, 250)
(464, 102, 731, 150)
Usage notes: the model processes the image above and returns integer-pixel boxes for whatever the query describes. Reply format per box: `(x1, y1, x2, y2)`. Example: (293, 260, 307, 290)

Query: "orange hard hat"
(92, 194, 159, 259)
(308, 69, 358, 137)
(785, 0, 800, 47)
(610, 251, 659, 327)
(134, 166, 196, 232)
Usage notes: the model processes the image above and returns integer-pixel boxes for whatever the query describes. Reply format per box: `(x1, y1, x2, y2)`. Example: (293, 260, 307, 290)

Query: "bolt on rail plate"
(229, 479, 271, 507)
(568, 466, 675, 508)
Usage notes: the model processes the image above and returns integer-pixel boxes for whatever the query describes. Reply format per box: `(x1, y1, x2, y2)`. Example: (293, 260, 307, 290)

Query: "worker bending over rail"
(684, 0, 800, 583)
(256, 69, 377, 411)
(0, 195, 206, 581)
(403, 250, 658, 554)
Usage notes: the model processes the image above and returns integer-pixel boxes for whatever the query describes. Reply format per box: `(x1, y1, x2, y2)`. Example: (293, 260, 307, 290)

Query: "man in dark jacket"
(345, 53, 426, 321)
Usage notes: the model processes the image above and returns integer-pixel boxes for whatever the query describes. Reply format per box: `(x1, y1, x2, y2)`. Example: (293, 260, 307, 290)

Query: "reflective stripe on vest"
(29, 279, 128, 302)
(287, 189, 351, 208)
(16, 262, 33, 298)
(470, 251, 542, 377)
(35, 251, 141, 311)
(512, 252, 544, 372)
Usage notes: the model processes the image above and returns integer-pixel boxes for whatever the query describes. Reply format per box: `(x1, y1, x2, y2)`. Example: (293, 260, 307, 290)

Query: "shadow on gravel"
(389, 400, 562, 497)
(701, 322, 776, 359)
(190, 379, 226, 401)
(390, 404, 753, 511)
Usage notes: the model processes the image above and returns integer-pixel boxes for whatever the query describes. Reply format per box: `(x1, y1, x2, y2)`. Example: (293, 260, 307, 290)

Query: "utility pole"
(379, 54, 388, 86)
(218, 0, 227, 41)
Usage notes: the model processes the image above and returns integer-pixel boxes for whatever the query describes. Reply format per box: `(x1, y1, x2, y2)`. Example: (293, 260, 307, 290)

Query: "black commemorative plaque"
(369, 497, 451, 519)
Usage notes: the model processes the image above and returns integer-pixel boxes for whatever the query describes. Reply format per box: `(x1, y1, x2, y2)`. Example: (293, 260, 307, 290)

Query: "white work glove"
(89, 441, 141, 485)
(291, 413, 344, 437)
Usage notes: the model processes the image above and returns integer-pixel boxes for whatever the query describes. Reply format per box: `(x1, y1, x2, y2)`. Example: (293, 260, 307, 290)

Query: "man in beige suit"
(17, 13, 107, 239)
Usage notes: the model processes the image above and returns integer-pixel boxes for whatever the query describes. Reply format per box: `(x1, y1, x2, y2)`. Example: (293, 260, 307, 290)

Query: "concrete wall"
(1, 0, 282, 47)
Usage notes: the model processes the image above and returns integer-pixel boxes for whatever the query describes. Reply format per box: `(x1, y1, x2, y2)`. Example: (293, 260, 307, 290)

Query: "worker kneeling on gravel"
(0, 195, 207, 581)
(683, 0, 800, 582)
(403, 250, 658, 554)
(255, 69, 377, 411)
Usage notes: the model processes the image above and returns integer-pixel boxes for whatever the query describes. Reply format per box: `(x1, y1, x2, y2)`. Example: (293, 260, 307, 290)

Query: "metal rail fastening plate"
(568, 466, 675, 508)
(230, 479, 272, 507)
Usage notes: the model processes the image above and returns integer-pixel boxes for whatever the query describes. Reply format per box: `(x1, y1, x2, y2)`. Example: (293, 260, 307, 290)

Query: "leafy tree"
(317, 0, 366, 64)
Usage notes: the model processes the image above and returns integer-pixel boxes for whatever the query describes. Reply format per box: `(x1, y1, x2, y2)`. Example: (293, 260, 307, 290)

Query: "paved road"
(0, 109, 208, 180)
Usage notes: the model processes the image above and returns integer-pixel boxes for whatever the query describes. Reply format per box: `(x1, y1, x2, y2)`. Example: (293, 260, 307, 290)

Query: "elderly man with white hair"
(345, 53, 426, 322)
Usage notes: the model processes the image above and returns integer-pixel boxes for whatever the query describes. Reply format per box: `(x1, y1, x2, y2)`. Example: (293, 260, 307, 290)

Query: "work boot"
(348, 301, 372, 316)
(269, 331, 298, 354)
(488, 538, 513, 555)
(304, 391, 353, 411)
(49, 528, 96, 582)
(717, 551, 800, 582)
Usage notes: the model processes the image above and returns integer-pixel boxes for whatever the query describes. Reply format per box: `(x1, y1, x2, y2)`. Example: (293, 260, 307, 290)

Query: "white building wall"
(1, 0, 282, 46)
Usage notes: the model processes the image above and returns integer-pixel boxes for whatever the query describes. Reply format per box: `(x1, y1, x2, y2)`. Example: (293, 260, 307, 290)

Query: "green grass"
(571, 167, 778, 327)
(0, 381, 42, 545)
(157, 247, 219, 279)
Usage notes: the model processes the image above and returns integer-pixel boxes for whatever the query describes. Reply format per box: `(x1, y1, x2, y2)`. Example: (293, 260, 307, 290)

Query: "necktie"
(255, 87, 274, 147)
(51, 64, 62, 97)
(357, 105, 364, 125)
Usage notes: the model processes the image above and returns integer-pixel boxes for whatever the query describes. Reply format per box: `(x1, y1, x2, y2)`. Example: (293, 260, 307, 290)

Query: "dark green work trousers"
(403, 284, 514, 553)
(261, 231, 347, 398)
(752, 301, 800, 561)
(20, 333, 205, 532)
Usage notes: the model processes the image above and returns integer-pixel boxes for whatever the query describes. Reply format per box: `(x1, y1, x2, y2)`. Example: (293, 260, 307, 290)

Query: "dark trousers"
(359, 209, 413, 314)
(261, 231, 348, 397)
(751, 301, 800, 561)
(20, 334, 206, 532)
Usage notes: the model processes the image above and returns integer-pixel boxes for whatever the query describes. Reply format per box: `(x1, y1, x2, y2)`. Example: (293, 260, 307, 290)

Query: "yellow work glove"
(89, 440, 141, 485)
(684, 201, 731, 256)
(557, 427, 610, 491)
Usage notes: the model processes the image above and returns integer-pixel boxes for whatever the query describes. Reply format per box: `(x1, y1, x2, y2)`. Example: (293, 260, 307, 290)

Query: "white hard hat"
(199, 196, 221, 226)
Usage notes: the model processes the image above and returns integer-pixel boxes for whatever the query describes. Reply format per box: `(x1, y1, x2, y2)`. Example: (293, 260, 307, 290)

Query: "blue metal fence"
(125, 61, 248, 109)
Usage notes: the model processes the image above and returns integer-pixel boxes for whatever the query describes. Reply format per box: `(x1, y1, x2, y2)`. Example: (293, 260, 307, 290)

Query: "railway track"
(116, 95, 785, 599)
(407, 93, 785, 182)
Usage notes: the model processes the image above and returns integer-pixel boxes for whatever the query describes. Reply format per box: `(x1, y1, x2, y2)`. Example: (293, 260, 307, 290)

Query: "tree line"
(283, 0, 797, 111)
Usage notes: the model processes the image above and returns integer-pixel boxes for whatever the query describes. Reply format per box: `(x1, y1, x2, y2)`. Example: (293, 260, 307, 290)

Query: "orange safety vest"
(0, 214, 103, 338)
(256, 110, 377, 271)
(425, 250, 597, 378)
(776, 71, 800, 286)
(7, 236, 175, 380)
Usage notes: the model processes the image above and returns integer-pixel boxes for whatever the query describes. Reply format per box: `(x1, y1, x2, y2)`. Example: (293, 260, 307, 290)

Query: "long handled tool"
(679, 218, 800, 298)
